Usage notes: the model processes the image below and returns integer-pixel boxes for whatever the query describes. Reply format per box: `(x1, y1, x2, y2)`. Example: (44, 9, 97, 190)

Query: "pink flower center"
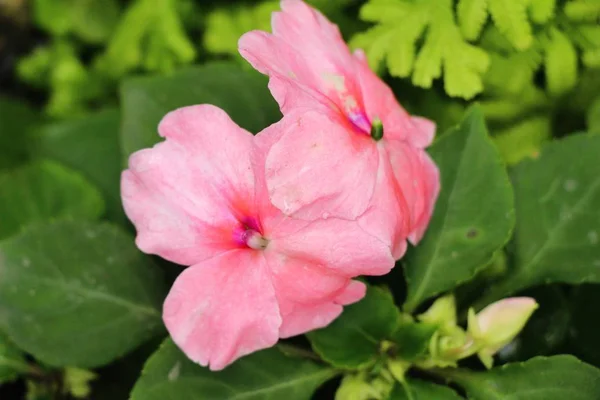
(233, 217, 269, 250)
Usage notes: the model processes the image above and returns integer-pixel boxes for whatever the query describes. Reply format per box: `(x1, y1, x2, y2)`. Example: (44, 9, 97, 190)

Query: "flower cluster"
(121, 0, 440, 370)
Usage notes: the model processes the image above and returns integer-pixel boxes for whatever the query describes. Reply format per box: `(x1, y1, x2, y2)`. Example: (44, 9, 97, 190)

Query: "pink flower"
(121, 105, 394, 370)
(239, 0, 440, 257)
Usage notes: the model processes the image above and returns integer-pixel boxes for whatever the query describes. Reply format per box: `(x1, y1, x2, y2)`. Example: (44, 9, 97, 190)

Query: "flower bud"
(335, 373, 386, 400)
(468, 297, 538, 368)
(418, 294, 457, 334)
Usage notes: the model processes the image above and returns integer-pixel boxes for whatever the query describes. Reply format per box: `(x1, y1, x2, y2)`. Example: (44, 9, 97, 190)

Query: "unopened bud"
(468, 297, 538, 368)
(418, 294, 457, 334)
(335, 374, 381, 400)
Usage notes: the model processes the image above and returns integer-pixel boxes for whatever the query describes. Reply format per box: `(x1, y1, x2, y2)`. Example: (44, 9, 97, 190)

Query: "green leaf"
(477, 133, 600, 304)
(0, 97, 38, 170)
(120, 62, 280, 158)
(457, 0, 489, 41)
(390, 379, 463, 399)
(130, 339, 336, 400)
(392, 322, 438, 362)
(487, 0, 533, 50)
(34, 110, 124, 222)
(307, 286, 400, 369)
(545, 28, 578, 97)
(404, 107, 514, 312)
(0, 160, 105, 239)
(0, 332, 29, 383)
(0, 220, 166, 368)
(445, 355, 600, 399)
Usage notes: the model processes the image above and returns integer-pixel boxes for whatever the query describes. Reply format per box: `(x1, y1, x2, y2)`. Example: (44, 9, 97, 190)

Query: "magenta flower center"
(233, 217, 269, 250)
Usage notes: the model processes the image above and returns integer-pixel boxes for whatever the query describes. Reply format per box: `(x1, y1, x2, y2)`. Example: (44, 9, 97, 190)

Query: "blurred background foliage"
(1, 0, 599, 167)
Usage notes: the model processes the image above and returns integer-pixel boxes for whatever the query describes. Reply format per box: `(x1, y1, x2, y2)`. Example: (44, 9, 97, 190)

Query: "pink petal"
(352, 52, 435, 148)
(163, 250, 281, 371)
(271, 217, 395, 277)
(262, 111, 379, 220)
(121, 105, 256, 265)
(386, 140, 440, 244)
(278, 280, 366, 338)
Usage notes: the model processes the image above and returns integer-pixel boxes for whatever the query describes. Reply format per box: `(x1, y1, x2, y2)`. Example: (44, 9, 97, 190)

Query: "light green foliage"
(95, 0, 196, 78)
(353, 0, 489, 99)
(17, 40, 106, 117)
(63, 368, 97, 399)
(130, 340, 336, 400)
(355, 0, 600, 104)
(204, 1, 279, 56)
(33, 0, 120, 44)
(203, 0, 358, 60)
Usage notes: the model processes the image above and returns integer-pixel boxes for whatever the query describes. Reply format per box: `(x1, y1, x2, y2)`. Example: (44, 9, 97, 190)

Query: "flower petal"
(163, 250, 281, 371)
(263, 112, 379, 220)
(386, 140, 440, 244)
(278, 280, 366, 338)
(121, 105, 256, 265)
(353, 50, 435, 148)
(272, 217, 395, 277)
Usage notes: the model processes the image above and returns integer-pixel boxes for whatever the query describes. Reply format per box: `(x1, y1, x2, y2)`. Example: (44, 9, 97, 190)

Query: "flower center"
(233, 217, 269, 250)
(244, 230, 269, 250)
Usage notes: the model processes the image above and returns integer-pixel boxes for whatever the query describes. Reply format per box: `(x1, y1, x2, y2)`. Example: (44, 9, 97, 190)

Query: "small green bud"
(418, 294, 457, 334)
(468, 297, 538, 368)
(63, 367, 97, 399)
(335, 374, 381, 400)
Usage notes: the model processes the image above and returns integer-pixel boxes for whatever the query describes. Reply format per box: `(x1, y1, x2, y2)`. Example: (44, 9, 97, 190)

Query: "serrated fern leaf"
(544, 27, 578, 96)
(457, 0, 489, 41)
(564, 0, 600, 22)
(487, 0, 533, 49)
(529, 0, 557, 24)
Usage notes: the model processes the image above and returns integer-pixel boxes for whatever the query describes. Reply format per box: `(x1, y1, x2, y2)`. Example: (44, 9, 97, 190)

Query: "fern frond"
(481, 85, 549, 121)
(564, 0, 600, 22)
(544, 27, 578, 96)
(484, 47, 542, 95)
(457, 0, 489, 41)
(487, 0, 533, 49)
(529, 0, 557, 24)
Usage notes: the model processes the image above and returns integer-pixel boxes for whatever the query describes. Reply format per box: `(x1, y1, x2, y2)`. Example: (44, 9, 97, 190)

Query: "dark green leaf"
(404, 106, 514, 311)
(393, 322, 438, 361)
(34, 110, 124, 222)
(0, 160, 105, 239)
(307, 286, 400, 369)
(130, 339, 336, 400)
(120, 62, 280, 158)
(0, 220, 166, 367)
(0, 332, 29, 383)
(445, 355, 600, 399)
(478, 133, 600, 304)
(0, 97, 39, 170)
(390, 379, 463, 399)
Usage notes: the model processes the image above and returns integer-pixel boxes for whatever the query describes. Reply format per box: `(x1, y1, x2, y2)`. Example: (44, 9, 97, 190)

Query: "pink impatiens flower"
(121, 105, 394, 370)
(239, 0, 440, 257)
